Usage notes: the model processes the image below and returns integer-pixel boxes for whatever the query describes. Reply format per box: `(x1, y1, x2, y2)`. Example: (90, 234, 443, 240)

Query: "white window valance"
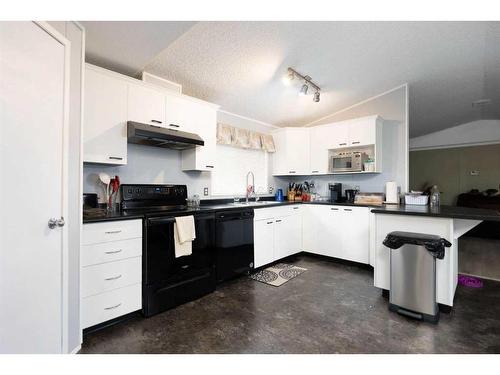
(217, 123, 276, 153)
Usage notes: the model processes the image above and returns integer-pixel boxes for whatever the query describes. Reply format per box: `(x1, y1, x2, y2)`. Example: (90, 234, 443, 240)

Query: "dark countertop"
(371, 204, 500, 221)
(84, 199, 500, 224)
(83, 200, 381, 224)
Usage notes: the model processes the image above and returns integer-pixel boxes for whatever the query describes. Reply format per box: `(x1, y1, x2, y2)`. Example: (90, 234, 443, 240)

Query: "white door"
(348, 118, 376, 147)
(340, 207, 370, 264)
(285, 128, 310, 175)
(275, 214, 302, 260)
(83, 66, 128, 164)
(0, 22, 69, 353)
(309, 124, 330, 174)
(127, 83, 165, 126)
(254, 219, 275, 268)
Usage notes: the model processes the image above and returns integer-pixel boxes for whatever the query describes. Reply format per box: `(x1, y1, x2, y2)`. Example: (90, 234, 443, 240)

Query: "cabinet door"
(309, 124, 330, 174)
(274, 213, 302, 260)
(254, 219, 275, 268)
(181, 103, 217, 171)
(127, 84, 165, 127)
(327, 122, 349, 149)
(321, 206, 343, 258)
(348, 118, 376, 147)
(272, 128, 310, 176)
(286, 128, 310, 175)
(84, 67, 128, 164)
(340, 207, 369, 264)
(165, 94, 195, 133)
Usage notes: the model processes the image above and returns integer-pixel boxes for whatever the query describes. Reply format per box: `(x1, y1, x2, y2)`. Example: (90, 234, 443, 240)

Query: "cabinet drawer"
(82, 219, 142, 245)
(253, 204, 301, 221)
(82, 283, 141, 329)
(81, 238, 142, 267)
(81, 257, 142, 298)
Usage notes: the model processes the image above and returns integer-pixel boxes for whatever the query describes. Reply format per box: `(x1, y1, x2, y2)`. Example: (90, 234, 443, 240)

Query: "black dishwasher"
(215, 209, 254, 283)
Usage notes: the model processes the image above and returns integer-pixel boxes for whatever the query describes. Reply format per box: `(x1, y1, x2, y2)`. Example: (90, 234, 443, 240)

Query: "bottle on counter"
(430, 185, 441, 207)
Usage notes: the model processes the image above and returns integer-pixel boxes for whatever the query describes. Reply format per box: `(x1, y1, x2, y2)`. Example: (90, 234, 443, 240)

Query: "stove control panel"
(121, 184, 187, 202)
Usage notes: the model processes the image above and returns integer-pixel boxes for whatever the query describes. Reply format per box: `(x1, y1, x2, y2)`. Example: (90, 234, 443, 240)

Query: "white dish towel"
(174, 215, 196, 258)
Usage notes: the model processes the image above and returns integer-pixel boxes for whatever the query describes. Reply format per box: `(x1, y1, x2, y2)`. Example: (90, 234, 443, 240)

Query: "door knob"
(48, 217, 65, 229)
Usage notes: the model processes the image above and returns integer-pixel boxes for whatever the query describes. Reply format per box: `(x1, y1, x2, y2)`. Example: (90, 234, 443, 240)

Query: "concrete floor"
(80, 254, 500, 354)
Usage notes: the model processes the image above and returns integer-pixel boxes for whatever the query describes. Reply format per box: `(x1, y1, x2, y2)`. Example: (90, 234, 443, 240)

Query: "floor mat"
(250, 263, 307, 286)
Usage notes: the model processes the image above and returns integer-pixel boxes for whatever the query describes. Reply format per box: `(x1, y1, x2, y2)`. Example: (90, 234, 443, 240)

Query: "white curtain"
(216, 123, 275, 153)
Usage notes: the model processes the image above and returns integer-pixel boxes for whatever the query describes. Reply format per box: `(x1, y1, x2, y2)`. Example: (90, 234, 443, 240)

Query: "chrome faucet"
(246, 171, 255, 203)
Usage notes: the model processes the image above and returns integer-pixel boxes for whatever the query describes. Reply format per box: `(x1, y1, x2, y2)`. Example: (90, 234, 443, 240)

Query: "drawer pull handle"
(343, 208, 352, 211)
(104, 303, 122, 310)
(105, 230, 122, 234)
(104, 249, 123, 254)
(331, 208, 339, 210)
(181, 265, 189, 269)
(275, 219, 282, 223)
(351, 141, 361, 144)
(205, 165, 214, 168)
(293, 207, 299, 210)
(108, 156, 123, 160)
(105, 274, 122, 281)
(311, 170, 319, 173)
(289, 171, 296, 174)
(339, 143, 347, 146)
(151, 120, 162, 124)
(169, 124, 180, 128)
(267, 221, 274, 224)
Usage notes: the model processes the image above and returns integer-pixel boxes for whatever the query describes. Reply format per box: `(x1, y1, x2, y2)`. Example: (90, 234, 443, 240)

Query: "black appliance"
(120, 184, 216, 318)
(328, 183, 342, 203)
(215, 209, 255, 283)
(345, 189, 357, 203)
(127, 121, 204, 150)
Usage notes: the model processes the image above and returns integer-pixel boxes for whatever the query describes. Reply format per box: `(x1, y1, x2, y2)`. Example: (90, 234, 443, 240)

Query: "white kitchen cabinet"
(309, 124, 331, 174)
(302, 205, 370, 264)
(165, 94, 196, 133)
(127, 83, 165, 127)
(81, 219, 142, 329)
(83, 65, 128, 165)
(326, 122, 350, 149)
(348, 116, 379, 147)
(253, 205, 303, 268)
(339, 207, 370, 264)
(274, 213, 302, 260)
(254, 219, 275, 268)
(272, 128, 310, 176)
(181, 101, 218, 171)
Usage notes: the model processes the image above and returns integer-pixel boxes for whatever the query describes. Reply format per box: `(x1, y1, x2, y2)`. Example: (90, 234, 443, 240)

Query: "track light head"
(299, 84, 309, 96)
(282, 68, 295, 85)
(313, 91, 320, 102)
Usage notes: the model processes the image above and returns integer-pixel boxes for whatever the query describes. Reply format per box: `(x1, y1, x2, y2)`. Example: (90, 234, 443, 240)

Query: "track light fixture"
(284, 67, 321, 103)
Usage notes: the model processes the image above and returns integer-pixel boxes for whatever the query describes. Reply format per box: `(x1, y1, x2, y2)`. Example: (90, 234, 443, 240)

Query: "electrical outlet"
(470, 170, 480, 176)
(203, 187, 209, 196)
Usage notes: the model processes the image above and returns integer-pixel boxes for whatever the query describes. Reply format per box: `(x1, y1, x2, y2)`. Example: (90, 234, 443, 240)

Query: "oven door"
(143, 213, 216, 316)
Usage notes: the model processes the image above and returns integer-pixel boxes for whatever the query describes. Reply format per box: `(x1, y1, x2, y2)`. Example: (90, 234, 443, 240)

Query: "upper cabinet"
(181, 101, 217, 171)
(272, 115, 383, 176)
(127, 84, 165, 127)
(83, 64, 219, 170)
(272, 128, 310, 176)
(83, 66, 128, 165)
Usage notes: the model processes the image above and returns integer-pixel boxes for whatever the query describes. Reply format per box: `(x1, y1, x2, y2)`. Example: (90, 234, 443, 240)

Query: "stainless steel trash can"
(383, 231, 451, 323)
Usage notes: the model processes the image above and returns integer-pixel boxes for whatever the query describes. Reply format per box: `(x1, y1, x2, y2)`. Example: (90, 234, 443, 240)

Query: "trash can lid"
(383, 231, 451, 260)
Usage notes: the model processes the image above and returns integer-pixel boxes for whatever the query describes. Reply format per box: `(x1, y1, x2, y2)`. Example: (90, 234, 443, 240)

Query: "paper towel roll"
(385, 181, 399, 204)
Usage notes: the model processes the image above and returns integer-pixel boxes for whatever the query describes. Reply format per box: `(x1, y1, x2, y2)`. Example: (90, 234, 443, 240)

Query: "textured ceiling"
(83, 21, 500, 137)
(81, 21, 196, 76)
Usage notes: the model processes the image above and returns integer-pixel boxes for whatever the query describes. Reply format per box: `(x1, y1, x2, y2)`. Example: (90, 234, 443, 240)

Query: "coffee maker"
(328, 183, 342, 203)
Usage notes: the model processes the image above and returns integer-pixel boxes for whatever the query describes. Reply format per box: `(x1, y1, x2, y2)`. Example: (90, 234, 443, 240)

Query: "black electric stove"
(120, 184, 217, 317)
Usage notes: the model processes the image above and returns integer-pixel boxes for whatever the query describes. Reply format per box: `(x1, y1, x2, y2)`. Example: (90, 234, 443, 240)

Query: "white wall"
(83, 110, 279, 199)
(276, 85, 409, 198)
(410, 119, 500, 151)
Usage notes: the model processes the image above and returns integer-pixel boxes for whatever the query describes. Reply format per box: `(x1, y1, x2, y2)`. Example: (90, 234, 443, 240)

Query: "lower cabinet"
(254, 205, 302, 268)
(81, 219, 143, 329)
(302, 205, 370, 264)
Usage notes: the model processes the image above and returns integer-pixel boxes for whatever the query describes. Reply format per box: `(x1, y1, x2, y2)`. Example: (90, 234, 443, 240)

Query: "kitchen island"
(370, 204, 500, 308)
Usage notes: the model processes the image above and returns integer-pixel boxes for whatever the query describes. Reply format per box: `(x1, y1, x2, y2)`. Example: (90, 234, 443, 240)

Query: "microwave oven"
(330, 150, 368, 173)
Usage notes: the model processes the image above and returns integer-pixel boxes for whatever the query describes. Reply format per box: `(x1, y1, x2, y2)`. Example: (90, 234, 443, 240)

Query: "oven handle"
(147, 214, 215, 226)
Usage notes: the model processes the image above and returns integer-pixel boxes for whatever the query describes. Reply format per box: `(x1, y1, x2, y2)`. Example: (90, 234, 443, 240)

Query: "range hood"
(127, 121, 204, 150)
